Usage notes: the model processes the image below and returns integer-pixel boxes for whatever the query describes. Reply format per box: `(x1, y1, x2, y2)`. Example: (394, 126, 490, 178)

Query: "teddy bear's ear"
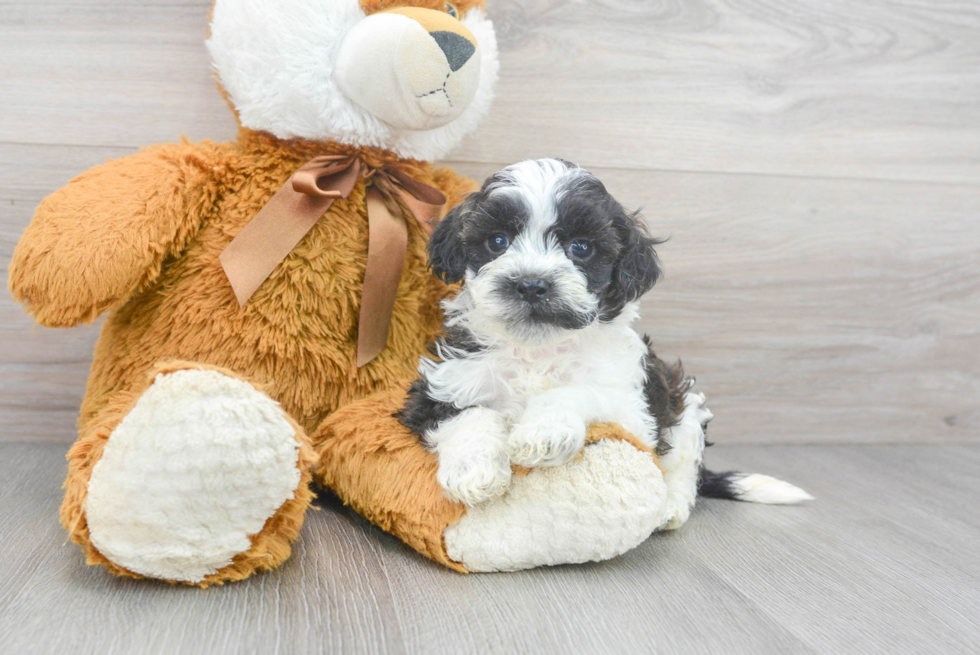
(427, 198, 471, 284)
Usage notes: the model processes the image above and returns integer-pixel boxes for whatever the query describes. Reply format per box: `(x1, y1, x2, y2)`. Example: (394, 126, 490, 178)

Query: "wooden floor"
(0, 441, 977, 654)
(1, 1, 978, 653)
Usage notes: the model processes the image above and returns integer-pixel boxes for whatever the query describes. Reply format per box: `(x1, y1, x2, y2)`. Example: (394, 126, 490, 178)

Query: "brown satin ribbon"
(218, 155, 447, 368)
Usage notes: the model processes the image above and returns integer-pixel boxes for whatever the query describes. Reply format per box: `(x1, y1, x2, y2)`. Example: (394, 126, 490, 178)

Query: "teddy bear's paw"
(444, 439, 668, 572)
(84, 369, 303, 583)
(507, 414, 587, 468)
(438, 444, 513, 507)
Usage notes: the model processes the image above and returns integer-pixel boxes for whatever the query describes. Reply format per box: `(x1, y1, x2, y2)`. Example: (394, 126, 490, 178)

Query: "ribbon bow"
(219, 155, 447, 368)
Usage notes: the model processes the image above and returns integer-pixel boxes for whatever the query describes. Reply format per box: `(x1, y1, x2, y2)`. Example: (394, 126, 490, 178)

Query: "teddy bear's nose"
(430, 31, 475, 72)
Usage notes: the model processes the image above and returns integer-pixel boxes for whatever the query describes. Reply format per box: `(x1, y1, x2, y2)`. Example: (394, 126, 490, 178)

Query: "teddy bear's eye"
(445, 2, 459, 19)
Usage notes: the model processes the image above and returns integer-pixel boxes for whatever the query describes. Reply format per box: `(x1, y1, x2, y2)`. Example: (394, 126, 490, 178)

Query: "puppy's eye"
(487, 233, 510, 254)
(567, 240, 593, 260)
(445, 2, 459, 18)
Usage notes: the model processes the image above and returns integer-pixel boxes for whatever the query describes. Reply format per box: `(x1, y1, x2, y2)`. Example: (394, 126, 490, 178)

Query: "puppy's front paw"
(437, 447, 512, 506)
(508, 415, 587, 468)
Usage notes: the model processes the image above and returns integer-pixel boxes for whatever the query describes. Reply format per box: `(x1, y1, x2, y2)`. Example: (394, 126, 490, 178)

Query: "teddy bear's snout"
(335, 6, 482, 131)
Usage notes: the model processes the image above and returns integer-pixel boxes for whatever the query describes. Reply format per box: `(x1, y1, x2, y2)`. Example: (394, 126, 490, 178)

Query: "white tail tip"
(732, 473, 814, 504)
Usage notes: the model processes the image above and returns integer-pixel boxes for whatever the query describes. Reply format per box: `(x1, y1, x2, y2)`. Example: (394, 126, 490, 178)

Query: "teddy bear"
(10, 0, 804, 585)
(9, 0, 498, 585)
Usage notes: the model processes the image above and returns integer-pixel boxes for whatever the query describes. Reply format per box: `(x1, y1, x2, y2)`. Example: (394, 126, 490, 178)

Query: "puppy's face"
(429, 159, 663, 345)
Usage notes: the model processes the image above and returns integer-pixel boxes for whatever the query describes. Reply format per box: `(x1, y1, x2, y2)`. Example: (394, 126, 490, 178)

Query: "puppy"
(399, 159, 811, 523)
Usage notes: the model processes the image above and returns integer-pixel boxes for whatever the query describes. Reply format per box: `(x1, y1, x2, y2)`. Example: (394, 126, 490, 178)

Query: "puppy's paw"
(438, 447, 512, 506)
(691, 391, 713, 431)
(508, 415, 587, 468)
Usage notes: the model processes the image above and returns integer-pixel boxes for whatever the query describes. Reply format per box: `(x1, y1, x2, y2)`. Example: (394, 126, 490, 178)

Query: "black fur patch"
(440, 321, 485, 355)
(395, 324, 483, 447)
(640, 336, 688, 456)
(395, 377, 462, 449)
(427, 201, 469, 284)
(698, 469, 742, 500)
(549, 174, 622, 295)
(598, 210, 664, 322)
(427, 182, 530, 284)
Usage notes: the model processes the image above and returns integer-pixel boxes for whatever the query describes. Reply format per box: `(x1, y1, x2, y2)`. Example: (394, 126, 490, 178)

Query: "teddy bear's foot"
(657, 391, 712, 531)
(71, 364, 314, 585)
(314, 390, 673, 574)
(443, 438, 669, 572)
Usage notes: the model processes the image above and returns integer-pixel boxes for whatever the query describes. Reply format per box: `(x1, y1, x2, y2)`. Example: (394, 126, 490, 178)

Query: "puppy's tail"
(699, 468, 813, 505)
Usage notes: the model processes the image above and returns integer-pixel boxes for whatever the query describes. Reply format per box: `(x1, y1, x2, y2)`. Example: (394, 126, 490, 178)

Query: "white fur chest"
(423, 312, 652, 433)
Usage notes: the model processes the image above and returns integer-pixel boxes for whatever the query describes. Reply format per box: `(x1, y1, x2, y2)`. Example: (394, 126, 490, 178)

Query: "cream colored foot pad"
(85, 369, 300, 583)
(444, 439, 668, 572)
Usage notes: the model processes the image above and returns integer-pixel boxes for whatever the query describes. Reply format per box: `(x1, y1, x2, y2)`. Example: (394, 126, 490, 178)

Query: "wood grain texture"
(466, 0, 980, 184)
(5, 152, 977, 444)
(0, 4, 235, 148)
(1, 1, 978, 183)
(1, 441, 978, 655)
(1, 1, 978, 444)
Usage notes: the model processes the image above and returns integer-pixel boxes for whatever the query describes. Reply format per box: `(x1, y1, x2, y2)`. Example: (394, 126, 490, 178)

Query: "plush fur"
(10, 0, 496, 585)
(311, 388, 469, 572)
(444, 437, 668, 572)
(208, 0, 498, 161)
(311, 389, 670, 572)
(60, 361, 318, 587)
(12, 132, 470, 435)
(85, 368, 304, 583)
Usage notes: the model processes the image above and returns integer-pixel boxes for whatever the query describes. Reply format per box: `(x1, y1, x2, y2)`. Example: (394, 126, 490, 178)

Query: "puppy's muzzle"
(514, 278, 552, 304)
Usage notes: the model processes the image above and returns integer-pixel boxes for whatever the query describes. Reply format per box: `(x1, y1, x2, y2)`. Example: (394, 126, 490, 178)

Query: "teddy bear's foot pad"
(84, 369, 302, 583)
(443, 439, 668, 572)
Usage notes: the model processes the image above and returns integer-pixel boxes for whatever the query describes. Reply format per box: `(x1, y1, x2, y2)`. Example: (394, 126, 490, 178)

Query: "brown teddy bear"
(9, 0, 498, 585)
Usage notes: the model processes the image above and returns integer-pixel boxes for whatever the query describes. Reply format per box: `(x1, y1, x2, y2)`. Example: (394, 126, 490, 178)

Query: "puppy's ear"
(601, 210, 663, 319)
(428, 197, 470, 284)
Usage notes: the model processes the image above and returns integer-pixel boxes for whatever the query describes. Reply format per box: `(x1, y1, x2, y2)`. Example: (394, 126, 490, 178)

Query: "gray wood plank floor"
(1, 441, 977, 655)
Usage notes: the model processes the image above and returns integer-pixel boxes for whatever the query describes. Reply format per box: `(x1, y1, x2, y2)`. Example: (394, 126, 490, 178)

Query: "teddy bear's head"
(207, 0, 498, 161)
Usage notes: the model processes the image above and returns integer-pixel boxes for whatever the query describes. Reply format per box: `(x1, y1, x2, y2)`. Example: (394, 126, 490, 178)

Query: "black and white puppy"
(399, 159, 810, 519)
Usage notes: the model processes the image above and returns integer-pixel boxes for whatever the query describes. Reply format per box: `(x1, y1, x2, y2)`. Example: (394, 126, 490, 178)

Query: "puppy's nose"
(516, 278, 551, 303)
(430, 31, 475, 72)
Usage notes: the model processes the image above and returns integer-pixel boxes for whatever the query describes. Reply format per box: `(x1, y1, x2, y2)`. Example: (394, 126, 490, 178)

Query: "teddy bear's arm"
(8, 141, 226, 327)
